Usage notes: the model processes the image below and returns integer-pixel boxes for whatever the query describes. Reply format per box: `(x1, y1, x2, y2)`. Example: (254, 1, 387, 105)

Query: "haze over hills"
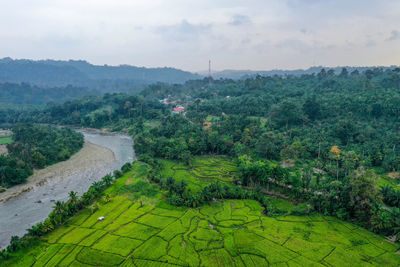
(204, 66, 400, 80)
(0, 58, 201, 93)
(1, 57, 399, 106)
(2, 58, 398, 90)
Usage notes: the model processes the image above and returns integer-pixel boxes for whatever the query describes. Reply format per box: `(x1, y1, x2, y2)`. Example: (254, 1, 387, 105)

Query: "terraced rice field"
(0, 137, 12, 145)
(6, 196, 400, 266)
(3, 158, 400, 266)
(159, 157, 238, 192)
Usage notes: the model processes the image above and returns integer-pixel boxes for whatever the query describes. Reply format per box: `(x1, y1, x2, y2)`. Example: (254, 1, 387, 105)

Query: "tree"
(342, 151, 358, 176)
(303, 96, 321, 121)
(302, 166, 313, 189)
(102, 174, 114, 186)
(31, 151, 46, 168)
(270, 101, 303, 128)
(339, 68, 348, 78)
(124, 101, 133, 117)
(329, 146, 341, 180)
(89, 203, 99, 214)
(280, 141, 305, 160)
(335, 120, 357, 145)
(348, 168, 379, 225)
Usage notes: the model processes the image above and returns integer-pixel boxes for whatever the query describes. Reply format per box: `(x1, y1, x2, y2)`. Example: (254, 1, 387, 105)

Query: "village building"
(203, 121, 212, 127)
(172, 106, 184, 114)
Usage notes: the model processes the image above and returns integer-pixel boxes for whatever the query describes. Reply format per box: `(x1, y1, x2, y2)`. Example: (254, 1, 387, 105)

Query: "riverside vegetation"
(0, 68, 399, 265)
(0, 124, 84, 187)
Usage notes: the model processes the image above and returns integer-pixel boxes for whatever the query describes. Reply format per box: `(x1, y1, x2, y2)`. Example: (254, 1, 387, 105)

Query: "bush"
(121, 162, 132, 173)
(119, 179, 159, 199)
(113, 170, 123, 178)
(291, 203, 314, 216)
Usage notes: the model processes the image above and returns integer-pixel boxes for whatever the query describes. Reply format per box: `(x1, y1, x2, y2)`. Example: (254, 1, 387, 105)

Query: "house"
(98, 216, 105, 221)
(173, 106, 184, 114)
(203, 121, 212, 127)
(159, 98, 169, 105)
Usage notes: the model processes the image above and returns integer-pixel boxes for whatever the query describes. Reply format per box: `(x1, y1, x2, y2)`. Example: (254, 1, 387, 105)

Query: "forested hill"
(0, 83, 100, 105)
(0, 58, 201, 93)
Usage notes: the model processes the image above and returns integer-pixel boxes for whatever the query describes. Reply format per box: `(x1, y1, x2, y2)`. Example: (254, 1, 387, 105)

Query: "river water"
(0, 131, 135, 248)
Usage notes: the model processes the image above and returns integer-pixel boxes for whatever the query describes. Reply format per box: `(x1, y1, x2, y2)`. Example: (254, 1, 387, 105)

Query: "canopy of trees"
(0, 124, 83, 187)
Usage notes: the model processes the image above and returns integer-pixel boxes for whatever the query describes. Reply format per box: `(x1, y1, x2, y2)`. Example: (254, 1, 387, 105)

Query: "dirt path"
(0, 141, 115, 203)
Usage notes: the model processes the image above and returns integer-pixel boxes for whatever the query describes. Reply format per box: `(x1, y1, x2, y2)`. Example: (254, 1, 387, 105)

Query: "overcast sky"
(1, 0, 400, 72)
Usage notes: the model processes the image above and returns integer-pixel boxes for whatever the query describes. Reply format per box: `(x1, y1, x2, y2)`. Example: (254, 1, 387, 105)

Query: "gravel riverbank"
(0, 141, 114, 203)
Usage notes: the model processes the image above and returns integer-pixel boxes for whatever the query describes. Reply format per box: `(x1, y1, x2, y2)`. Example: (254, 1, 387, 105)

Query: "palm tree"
(89, 203, 99, 214)
(69, 191, 77, 203)
(102, 175, 113, 186)
(67, 191, 79, 214)
(103, 194, 112, 203)
(53, 201, 65, 215)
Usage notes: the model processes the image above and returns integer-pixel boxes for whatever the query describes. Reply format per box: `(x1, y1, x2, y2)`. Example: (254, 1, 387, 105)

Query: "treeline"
(0, 124, 83, 187)
(0, 94, 165, 131)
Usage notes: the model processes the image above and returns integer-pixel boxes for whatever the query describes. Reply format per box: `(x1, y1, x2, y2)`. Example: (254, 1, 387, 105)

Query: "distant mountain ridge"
(0, 58, 201, 93)
(205, 66, 400, 79)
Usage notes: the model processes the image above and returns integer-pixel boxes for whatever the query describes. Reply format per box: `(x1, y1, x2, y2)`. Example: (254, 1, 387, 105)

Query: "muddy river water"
(0, 130, 135, 248)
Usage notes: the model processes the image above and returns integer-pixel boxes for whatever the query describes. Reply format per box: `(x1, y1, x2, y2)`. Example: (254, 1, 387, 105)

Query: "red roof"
(174, 107, 184, 111)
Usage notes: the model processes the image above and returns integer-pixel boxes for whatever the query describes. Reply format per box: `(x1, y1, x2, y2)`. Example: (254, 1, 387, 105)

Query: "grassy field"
(3, 158, 400, 266)
(0, 137, 12, 145)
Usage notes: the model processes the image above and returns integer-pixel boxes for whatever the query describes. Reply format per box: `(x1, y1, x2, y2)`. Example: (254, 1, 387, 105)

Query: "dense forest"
(1, 67, 399, 236)
(0, 83, 100, 105)
(0, 124, 84, 187)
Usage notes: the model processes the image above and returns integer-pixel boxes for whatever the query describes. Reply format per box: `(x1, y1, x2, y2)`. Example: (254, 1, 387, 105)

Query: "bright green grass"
(0, 136, 12, 145)
(3, 161, 400, 267)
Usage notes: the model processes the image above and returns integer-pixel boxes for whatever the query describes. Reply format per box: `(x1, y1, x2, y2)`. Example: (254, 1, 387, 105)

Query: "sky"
(0, 0, 400, 72)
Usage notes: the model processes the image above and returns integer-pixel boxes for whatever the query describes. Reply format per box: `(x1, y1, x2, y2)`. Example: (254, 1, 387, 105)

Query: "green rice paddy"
(0, 136, 12, 145)
(3, 158, 400, 266)
(159, 157, 238, 193)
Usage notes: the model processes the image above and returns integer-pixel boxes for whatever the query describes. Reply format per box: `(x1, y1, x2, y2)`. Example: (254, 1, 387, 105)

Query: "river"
(0, 130, 135, 248)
